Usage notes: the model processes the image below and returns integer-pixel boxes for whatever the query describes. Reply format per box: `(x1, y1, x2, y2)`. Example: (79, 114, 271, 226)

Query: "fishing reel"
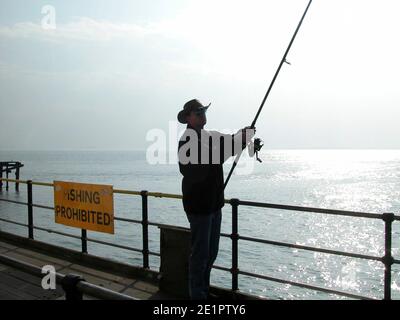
(248, 137, 264, 163)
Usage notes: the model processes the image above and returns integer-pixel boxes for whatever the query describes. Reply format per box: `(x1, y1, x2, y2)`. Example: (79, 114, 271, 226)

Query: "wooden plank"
(6, 268, 65, 300)
(0, 285, 36, 300)
(0, 262, 8, 272)
(3, 267, 45, 288)
(0, 240, 18, 250)
(68, 263, 135, 285)
(0, 269, 63, 300)
(5, 251, 64, 271)
(15, 248, 73, 267)
(0, 273, 42, 299)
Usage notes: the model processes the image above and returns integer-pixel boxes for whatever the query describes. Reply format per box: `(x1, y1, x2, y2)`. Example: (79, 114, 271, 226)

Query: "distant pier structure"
(0, 161, 24, 192)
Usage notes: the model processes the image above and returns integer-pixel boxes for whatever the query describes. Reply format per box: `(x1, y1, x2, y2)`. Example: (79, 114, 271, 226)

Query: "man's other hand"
(241, 126, 256, 144)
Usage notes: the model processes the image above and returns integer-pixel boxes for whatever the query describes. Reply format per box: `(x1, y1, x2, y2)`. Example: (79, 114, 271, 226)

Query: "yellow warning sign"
(54, 181, 114, 234)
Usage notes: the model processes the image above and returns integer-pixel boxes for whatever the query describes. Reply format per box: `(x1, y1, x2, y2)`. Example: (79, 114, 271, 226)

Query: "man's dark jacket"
(178, 126, 244, 215)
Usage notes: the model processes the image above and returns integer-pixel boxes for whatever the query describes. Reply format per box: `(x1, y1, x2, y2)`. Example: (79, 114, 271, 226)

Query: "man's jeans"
(186, 209, 222, 300)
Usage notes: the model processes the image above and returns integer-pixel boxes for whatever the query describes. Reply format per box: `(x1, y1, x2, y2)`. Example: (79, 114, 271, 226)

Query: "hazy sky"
(0, 0, 399, 150)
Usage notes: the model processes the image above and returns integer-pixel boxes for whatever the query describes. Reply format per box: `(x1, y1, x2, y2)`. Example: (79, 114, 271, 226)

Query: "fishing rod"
(223, 0, 313, 190)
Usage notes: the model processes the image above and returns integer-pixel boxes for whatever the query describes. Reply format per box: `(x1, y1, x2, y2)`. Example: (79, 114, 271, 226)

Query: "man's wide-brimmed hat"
(177, 99, 211, 124)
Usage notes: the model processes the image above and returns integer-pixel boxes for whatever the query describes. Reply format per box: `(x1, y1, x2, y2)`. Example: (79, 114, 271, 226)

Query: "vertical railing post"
(230, 198, 239, 291)
(15, 163, 20, 192)
(382, 212, 394, 300)
(61, 274, 85, 300)
(27, 180, 34, 239)
(81, 229, 88, 254)
(6, 165, 9, 191)
(141, 190, 149, 269)
(0, 164, 3, 191)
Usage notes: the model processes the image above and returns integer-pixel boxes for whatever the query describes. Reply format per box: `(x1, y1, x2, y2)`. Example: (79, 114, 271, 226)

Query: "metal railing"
(0, 177, 399, 300)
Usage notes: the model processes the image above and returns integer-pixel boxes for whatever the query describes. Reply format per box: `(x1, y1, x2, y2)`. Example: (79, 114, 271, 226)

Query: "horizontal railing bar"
(33, 225, 143, 253)
(238, 200, 382, 219)
(239, 235, 382, 262)
(113, 189, 141, 196)
(0, 217, 28, 228)
(32, 226, 153, 270)
(147, 192, 182, 200)
(149, 250, 160, 257)
(31, 181, 53, 187)
(0, 199, 144, 226)
(394, 259, 400, 265)
(213, 264, 231, 272)
(86, 237, 143, 253)
(29, 205, 144, 225)
(32, 203, 54, 210)
(0, 198, 54, 212)
(148, 221, 188, 230)
(114, 217, 142, 224)
(0, 179, 61, 188)
(238, 270, 376, 300)
(0, 199, 29, 206)
(0, 200, 150, 233)
(0, 178, 227, 201)
(33, 226, 82, 240)
(0, 178, 28, 184)
(76, 280, 137, 300)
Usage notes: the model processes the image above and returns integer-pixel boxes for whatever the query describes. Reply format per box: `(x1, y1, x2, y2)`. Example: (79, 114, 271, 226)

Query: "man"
(177, 99, 255, 299)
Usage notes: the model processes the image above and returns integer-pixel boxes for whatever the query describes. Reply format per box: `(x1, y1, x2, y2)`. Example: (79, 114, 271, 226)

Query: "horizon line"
(1, 148, 400, 152)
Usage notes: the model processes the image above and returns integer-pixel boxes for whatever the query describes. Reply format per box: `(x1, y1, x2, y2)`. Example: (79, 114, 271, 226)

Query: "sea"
(0, 149, 399, 300)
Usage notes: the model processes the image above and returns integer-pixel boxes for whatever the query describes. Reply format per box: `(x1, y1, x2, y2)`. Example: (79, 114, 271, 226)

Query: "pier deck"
(0, 238, 173, 300)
